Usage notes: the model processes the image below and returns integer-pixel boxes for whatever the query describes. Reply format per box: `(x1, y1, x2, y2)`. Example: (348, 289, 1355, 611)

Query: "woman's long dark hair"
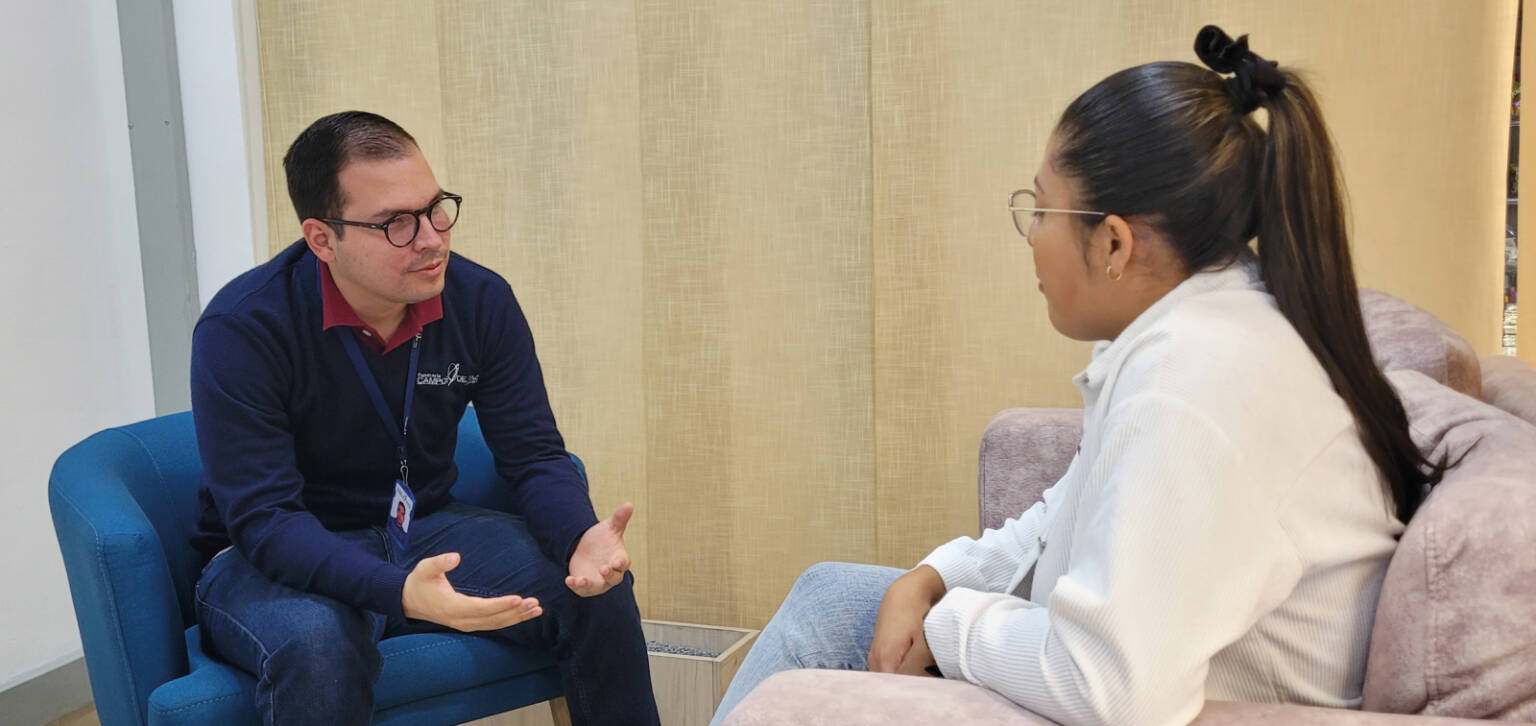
(1051, 28, 1450, 521)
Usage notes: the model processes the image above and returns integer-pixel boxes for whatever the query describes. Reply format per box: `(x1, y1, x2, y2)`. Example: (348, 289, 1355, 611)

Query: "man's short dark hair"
(282, 111, 418, 226)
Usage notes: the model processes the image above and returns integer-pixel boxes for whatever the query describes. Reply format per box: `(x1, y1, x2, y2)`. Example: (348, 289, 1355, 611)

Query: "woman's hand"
(868, 565, 947, 675)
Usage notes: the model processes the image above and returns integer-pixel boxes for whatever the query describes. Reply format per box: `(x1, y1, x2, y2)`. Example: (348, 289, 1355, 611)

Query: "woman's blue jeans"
(709, 562, 904, 725)
(194, 502, 660, 725)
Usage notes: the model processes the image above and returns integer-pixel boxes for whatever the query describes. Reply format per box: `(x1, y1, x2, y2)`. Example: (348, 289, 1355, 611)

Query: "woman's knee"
(788, 562, 887, 603)
(775, 562, 894, 629)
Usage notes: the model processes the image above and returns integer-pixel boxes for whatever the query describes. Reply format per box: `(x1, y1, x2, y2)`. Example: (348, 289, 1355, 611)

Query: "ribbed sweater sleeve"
(191, 314, 410, 619)
(918, 483, 1057, 595)
(469, 280, 598, 567)
(923, 393, 1303, 726)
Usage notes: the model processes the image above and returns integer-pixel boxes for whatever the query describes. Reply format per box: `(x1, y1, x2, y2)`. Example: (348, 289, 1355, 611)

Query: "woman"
(710, 26, 1452, 726)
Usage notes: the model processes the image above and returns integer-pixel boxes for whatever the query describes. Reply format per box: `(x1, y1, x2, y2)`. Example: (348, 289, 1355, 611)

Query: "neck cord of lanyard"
(339, 330, 422, 487)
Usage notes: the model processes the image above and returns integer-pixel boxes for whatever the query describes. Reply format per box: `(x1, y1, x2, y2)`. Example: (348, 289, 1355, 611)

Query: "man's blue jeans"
(709, 562, 904, 725)
(194, 502, 660, 725)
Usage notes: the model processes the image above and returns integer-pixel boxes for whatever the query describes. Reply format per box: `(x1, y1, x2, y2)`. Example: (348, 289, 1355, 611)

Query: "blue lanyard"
(339, 330, 422, 484)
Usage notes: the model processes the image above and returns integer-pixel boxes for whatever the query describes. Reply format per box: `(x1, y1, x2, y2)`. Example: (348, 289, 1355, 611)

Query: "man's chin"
(401, 278, 446, 304)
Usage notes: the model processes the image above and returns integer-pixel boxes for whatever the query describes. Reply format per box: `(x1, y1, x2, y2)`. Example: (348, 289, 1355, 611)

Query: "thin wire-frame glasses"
(1007, 188, 1105, 239)
(323, 194, 463, 247)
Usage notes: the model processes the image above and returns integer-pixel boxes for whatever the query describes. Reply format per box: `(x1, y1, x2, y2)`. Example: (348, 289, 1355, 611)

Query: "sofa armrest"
(979, 409, 1082, 532)
(723, 670, 1055, 725)
(723, 671, 1496, 726)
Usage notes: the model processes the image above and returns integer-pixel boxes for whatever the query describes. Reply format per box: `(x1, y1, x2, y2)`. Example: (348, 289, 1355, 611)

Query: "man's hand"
(566, 502, 634, 596)
(868, 565, 947, 676)
(402, 552, 542, 632)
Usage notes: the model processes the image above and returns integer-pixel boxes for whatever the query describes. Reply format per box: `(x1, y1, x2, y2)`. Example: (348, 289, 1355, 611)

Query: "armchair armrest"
(49, 430, 191, 726)
(978, 408, 1082, 532)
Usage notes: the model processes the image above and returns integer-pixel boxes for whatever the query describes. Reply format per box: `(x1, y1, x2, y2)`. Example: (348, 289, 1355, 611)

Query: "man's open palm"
(566, 503, 634, 596)
(402, 552, 542, 632)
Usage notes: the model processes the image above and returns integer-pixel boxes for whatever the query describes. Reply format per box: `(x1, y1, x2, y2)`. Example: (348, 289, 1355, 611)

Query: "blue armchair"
(49, 407, 571, 726)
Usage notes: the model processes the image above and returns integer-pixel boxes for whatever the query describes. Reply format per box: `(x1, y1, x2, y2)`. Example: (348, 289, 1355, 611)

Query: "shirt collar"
(318, 259, 443, 354)
(1074, 258, 1263, 393)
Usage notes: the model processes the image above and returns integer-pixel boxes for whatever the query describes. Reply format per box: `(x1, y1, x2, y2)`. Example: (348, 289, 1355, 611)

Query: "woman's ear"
(1095, 214, 1137, 279)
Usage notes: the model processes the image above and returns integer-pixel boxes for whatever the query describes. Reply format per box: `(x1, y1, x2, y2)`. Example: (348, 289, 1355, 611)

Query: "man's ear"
(301, 218, 338, 263)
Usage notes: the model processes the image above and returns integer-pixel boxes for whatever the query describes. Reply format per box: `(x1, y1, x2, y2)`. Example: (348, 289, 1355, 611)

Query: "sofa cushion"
(1478, 354, 1536, 426)
(1362, 370, 1536, 720)
(1359, 290, 1481, 398)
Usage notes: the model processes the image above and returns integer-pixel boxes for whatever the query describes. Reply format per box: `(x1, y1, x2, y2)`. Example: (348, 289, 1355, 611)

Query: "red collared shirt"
(319, 261, 443, 354)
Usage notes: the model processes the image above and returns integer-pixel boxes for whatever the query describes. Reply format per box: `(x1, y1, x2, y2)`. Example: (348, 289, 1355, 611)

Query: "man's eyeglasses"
(1007, 189, 1105, 239)
(323, 194, 462, 248)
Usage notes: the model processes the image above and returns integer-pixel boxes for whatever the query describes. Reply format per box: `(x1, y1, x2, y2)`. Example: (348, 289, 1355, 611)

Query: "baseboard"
(0, 656, 92, 725)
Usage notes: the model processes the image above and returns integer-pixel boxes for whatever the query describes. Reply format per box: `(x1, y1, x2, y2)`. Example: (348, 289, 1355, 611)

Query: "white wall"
(174, 0, 262, 306)
(0, 0, 157, 690)
(0, 0, 263, 696)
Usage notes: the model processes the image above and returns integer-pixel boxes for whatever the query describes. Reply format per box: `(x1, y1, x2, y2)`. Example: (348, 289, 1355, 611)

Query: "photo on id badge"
(388, 480, 415, 548)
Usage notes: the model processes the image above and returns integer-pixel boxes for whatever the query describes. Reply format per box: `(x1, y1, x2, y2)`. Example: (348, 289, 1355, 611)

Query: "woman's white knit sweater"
(920, 262, 1402, 726)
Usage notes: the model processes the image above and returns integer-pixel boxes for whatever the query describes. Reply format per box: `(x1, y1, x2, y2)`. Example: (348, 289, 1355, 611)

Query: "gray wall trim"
(119, 0, 198, 415)
(236, 0, 270, 268)
(0, 657, 91, 725)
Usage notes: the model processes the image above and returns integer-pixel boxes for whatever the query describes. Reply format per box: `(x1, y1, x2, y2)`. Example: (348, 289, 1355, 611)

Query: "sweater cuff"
(367, 563, 411, 621)
(923, 587, 1005, 684)
(556, 516, 600, 568)
(918, 539, 990, 594)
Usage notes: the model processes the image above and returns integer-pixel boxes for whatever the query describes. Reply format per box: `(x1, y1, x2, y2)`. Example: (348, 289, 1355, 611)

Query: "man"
(190, 111, 660, 725)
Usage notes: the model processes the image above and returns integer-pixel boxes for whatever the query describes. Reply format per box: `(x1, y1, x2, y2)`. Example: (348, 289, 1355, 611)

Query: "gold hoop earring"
(1107, 265, 1123, 282)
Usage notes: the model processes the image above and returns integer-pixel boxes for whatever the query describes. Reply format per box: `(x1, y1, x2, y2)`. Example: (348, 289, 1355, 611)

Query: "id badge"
(387, 479, 416, 549)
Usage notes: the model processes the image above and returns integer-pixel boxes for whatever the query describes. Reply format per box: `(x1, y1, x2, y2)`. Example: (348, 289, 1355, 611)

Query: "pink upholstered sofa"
(725, 291, 1536, 725)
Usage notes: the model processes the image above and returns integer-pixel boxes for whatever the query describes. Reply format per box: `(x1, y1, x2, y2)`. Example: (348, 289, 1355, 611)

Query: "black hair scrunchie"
(1194, 25, 1287, 114)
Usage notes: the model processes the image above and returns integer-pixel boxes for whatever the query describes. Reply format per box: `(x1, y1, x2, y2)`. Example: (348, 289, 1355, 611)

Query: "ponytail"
(1256, 69, 1450, 521)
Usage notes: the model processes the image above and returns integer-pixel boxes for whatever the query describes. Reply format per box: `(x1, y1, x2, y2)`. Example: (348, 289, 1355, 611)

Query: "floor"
(45, 706, 97, 726)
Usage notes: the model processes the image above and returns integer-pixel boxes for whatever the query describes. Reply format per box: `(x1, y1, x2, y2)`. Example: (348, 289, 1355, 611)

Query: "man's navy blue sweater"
(191, 241, 597, 620)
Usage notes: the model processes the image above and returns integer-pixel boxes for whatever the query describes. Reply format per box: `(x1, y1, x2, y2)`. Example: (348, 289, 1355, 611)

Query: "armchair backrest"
(450, 406, 588, 513)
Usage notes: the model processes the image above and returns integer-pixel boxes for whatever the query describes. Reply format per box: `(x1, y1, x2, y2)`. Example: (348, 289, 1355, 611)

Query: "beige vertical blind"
(256, 0, 1516, 628)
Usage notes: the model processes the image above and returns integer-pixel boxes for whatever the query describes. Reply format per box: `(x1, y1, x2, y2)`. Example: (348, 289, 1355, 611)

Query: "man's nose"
(413, 214, 446, 249)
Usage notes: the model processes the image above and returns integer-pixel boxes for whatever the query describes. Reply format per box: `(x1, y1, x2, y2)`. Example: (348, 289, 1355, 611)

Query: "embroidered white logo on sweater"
(417, 363, 479, 386)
